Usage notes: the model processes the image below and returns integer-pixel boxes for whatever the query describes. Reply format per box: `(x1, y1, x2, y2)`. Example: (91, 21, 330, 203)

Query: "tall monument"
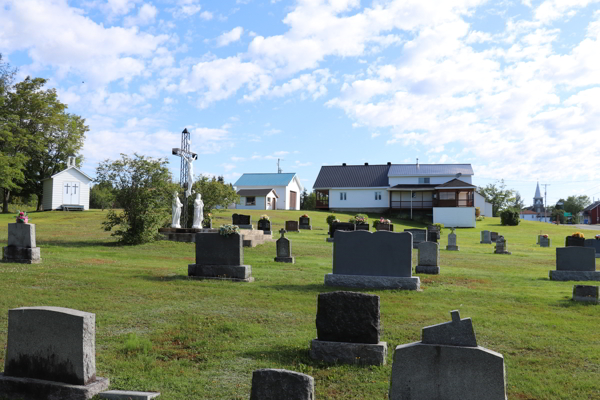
(172, 128, 198, 228)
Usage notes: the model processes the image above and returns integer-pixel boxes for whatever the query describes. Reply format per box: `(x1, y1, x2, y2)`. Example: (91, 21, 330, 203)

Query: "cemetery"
(0, 209, 598, 399)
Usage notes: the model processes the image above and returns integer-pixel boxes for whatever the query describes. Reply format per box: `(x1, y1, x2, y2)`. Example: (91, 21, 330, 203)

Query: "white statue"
(192, 193, 204, 229)
(182, 152, 194, 198)
(171, 192, 182, 228)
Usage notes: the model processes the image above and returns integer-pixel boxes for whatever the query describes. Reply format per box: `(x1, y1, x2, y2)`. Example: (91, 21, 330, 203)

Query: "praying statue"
(192, 193, 204, 229)
(171, 192, 182, 228)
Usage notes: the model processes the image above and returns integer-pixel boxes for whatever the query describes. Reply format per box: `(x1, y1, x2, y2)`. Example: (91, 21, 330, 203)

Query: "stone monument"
(540, 236, 551, 247)
(188, 232, 253, 282)
(285, 220, 299, 232)
(494, 235, 511, 255)
(404, 229, 426, 249)
(250, 369, 314, 400)
(490, 231, 499, 242)
(2, 223, 42, 264)
(572, 285, 599, 304)
(549, 247, 600, 281)
(257, 218, 271, 235)
(584, 239, 600, 258)
(274, 229, 295, 263)
(0, 306, 110, 399)
(427, 225, 441, 240)
(310, 291, 387, 366)
(325, 231, 420, 290)
(480, 230, 492, 244)
(299, 216, 312, 230)
(389, 310, 506, 400)
(327, 222, 355, 242)
(416, 241, 440, 274)
(232, 214, 253, 230)
(446, 228, 459, 251)
(99, 390, 160, 399)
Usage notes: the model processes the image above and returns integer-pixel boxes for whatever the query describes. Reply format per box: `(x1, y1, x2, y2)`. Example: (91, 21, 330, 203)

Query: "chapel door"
(63, 182, 80, 204)
(289, 191, 297, 210)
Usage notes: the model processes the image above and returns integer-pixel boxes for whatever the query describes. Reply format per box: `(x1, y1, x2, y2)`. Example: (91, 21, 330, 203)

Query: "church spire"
(534, 182, 542, 199)
(533, 181, 543, 213)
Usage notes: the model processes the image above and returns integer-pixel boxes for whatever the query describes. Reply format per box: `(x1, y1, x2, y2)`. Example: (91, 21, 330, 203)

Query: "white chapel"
(42, 156, 92, 211)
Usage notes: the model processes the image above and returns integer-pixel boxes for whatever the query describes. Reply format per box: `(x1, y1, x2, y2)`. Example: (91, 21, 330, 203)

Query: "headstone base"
(446, 245, 459, 251)
(324, 274, 420, 290)
(480, 241, 492, 244)
(0, 373, 109, 400)
(326, 238, 334, 243)
(188, 264, 252, 281)
(274, 256, 295, 263)
(494, 250, 512, 255)
(2, 246, 41, 264)
(237, 224, 253, 230)
(572, 285, 599, 303)
(310, 339, 387, 366)
(299, 225, 312, 230)
(99, 390, 161, 399)
(261, 231, 272, 235)
(549, 270, 600, 281)
(416, 265, 440, 275)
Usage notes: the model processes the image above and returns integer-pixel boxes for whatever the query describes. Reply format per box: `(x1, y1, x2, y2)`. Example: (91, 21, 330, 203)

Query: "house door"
(272, 198, 276, 210)
(289, 191, 297, 210)
(63, 182, 80, 205)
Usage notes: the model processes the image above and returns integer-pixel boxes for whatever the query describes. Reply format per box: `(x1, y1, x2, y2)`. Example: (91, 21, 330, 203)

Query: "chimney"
(342, 163, 347, 166)
(416, 158, 419, 167)
(68, 156, 76, 167)
(364, 163, 369, 166)
(387, 162, 391, 166)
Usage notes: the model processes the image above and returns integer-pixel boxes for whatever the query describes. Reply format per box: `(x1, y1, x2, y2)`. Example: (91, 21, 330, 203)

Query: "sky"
(1, 0, 600, 207)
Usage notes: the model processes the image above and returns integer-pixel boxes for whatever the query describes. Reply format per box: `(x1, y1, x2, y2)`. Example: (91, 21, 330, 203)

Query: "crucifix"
(172, 128, 198, 228)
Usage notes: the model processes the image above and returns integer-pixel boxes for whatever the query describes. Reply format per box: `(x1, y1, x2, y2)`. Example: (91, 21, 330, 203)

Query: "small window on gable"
(418, 177, 430, 184)
(340, 192, 347, 201)
(246, 196, 256, 206)
(375, 191, 382, 200)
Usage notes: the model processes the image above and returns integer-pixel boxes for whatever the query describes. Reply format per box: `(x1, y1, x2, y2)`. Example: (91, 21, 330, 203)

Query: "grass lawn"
(0, 209, 599, 400)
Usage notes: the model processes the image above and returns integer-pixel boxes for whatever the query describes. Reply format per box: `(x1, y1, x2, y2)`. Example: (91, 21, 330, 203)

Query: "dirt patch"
(82, 258, 116, 265)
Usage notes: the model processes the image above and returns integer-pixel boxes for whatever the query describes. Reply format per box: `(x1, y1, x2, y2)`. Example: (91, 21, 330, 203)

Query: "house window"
(418, 177, 430, 184)
(246, 197, 256, 206)
(439, 192, 456, 200)
(340, 192, 347, 201)
(412, 192, 416, 198)
(375, 191, 382, 200)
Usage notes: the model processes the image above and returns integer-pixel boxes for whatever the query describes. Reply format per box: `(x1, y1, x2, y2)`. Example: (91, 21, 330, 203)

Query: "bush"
(500, 209, 520, 226)
(326, 214, 337, 226)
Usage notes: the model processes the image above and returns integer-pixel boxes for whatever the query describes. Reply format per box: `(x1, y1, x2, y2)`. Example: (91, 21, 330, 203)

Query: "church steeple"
(533, 182, 543, 213)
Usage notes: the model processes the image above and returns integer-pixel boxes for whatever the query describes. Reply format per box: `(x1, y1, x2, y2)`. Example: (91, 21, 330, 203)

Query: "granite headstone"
(274, 229, 294, 263)
(480, 230, 492, 244)
(188, 232, 253, 281)
(404, 229, 426, 249)
(250, 369, 314, 400)
(550, 247, 600, 281)
(416, 241, 440, 274)
(584, 239, 600, 258)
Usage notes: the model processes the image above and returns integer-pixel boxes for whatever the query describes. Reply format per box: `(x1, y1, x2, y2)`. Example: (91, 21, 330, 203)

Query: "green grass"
(0, 209, 599, 400)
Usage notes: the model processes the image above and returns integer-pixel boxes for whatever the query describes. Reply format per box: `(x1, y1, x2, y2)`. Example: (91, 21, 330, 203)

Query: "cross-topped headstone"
(279, 228, 286, 238)
(275, 229, 294, 263)
(171, 128, 198, 228)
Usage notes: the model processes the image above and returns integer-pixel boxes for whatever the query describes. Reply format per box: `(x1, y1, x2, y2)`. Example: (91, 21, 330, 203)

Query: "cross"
(73, 183, 78, 194)
(65, 183, 70, 193)
(171, 128, 198, 227)
(279, 228, 287, 238)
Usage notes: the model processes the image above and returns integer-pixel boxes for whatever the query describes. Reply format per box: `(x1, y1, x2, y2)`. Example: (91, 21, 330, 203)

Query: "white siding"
(48, 168, 91, 210)
(42, 179, 53, 211)
(235, 184, 298, 210)
(474, 192, 493, 217)
(329, 189, 389, 209)
(388, 175, 473, 186)
(237, 196, 267, 210)
(286, 177, 302, 210)
(433, 207, 476, 228)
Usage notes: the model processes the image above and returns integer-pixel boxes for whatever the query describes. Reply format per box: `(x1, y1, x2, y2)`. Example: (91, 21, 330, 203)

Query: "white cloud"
(216, 27, 244, 47)
(200, 11, 213, 20)
(124, 3, 158, 27)
(171, 0, 201, 17)
(231, 156, 245, 161)
(221, 163, 236, 171)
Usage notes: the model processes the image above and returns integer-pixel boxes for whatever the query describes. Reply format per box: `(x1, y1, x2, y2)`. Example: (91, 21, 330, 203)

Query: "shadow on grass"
(243, 345, 313, 365)
(271, 284, 330, 293)
(40, 240, 120, 248)
(138, 274, 189, 282)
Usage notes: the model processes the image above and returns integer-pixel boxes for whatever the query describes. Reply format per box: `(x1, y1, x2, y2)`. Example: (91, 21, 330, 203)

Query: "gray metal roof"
(388, 164, 473, 177)
(435, 179, 476, 188)
(237, 189, 278, 198)
(313, 164, 391, 189)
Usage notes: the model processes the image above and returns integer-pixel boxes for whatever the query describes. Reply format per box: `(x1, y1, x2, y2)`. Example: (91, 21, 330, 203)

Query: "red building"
(583, 202, 600, 225)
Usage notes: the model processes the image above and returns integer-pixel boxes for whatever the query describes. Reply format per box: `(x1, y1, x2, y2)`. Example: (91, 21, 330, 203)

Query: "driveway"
(573, 224, 600, 231)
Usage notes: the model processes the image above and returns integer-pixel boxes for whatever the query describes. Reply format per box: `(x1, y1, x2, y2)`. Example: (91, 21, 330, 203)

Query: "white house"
(474, 192, 493, 217)
(234, 173, 303, 210)
(42, 157, 92, 211)
(313, 162, 477, 227)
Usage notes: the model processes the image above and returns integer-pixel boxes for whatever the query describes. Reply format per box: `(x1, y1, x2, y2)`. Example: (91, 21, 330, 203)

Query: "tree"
(191, 175, 239, 216)
(478, 180, 515, 217)
(552, 208, 565, 224)
(90, 182, 117, 211)
(96, 154, 175, 245)
(511, 192, 525, 210)
(563, 195, 590, 216)
(500, 209, 520, 226)
(300, 189, 316, 210)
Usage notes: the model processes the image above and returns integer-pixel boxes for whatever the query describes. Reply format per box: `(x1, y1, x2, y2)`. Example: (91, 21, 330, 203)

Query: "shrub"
(350, 214, 368, 224)
(475, 207, 481, 217)
(500, 209, 520, 226)
(326, 214, 337, 226)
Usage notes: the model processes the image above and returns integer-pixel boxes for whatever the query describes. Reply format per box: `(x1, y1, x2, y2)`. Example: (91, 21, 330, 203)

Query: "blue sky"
(2, 0, 600, 207)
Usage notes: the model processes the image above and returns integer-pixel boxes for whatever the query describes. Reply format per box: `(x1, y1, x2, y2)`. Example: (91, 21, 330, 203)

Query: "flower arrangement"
(595, 234, 600, 240)
(373, 217, 391, 228)
(350, 214, 367, 224)
(301, 214, 309, 218)
(219, 224, 240, 237)
(571, 232, 585, 238)
(15, 211, 28, 224)
(260, 214, 270, 221)
(542, 234, 549, 238)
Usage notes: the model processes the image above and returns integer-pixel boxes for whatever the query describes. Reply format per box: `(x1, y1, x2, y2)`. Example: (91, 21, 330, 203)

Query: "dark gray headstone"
(427, 231, 438, 243)
(275, 229, 295, 263)
(404, 229, 426, 248)
(195, 232, 243, 266)
(427, 225, 441, 240)
(494, 236, 511, 255)
(329, 222, 355, 238)
(8, 223, 36, 248)
(355, 223, 369, 231)
(376, 223, 394, 231)
(490, 232, 499, 242)
(257, 219, 271, 233)
(333, 231, 412, 277)
(250, 369, 314, 400)
(584, 239, 600, 256)
(556, 247, 596, 271)
(480, 230, 491, 244)
(572, 285, 599, 303)
(566, 236, 585, 247)
(421, 310, 477, 347)
(316, 291, 380, 344)
(446, 232, 459, 251)
(285, 221, 299, 232)
(232, 214, 251, 226)
(540, 236, 551, 247)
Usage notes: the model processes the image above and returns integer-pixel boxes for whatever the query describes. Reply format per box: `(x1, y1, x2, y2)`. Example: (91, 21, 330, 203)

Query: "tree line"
(0, 54, 87, 213)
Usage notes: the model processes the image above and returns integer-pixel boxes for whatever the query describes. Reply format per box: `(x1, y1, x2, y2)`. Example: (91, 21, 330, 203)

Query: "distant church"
(520, 182, 551, 223)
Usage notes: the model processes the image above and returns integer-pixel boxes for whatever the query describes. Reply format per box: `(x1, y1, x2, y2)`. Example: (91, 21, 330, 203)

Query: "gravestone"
(549, 247, 600, 281)
(480, 230, 492, 244)
(572, 285, 599, 304)
(427, 230, 438, 243)
(232, 213, 253, 229)
(99, 391, 160, 400)
(250, 369, 314, 400)
(310, 291, 387, 365)
(188, 232, 253, 282)
(325, 231, 420, 290)
(0, 307, 109, 399)
(257, 219, 271, 235)
(389, 310, 506, 400)
(404, 229, 426, 249)
(274, 229, 295, 263)
(327, 222, 355, 242)
(416, 242, 440, 274)
(494, 236, 511, 255)
(427, 225, 441, 240)
(2, 223, 41, 264)
(355, 223, 369, 231)
(536, 235, 541, 244)
(490, 232, 499, 242)
(376, 223, 394, 231)
(285, 220, 299, 232)
(565, 236, 585, 247)
(299, 216, 312, 230)
(584, 239, 600, 258)
(540, 236, 551, 247)
(446, 229, 459, 251)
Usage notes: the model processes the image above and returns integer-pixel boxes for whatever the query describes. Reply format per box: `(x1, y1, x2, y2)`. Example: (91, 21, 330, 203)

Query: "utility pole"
(542, 183, 550, 223)
(277, 158, 284, 174)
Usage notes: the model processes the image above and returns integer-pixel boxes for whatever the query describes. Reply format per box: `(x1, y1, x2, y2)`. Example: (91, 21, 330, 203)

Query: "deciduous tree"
(478, 180, 515, 217)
